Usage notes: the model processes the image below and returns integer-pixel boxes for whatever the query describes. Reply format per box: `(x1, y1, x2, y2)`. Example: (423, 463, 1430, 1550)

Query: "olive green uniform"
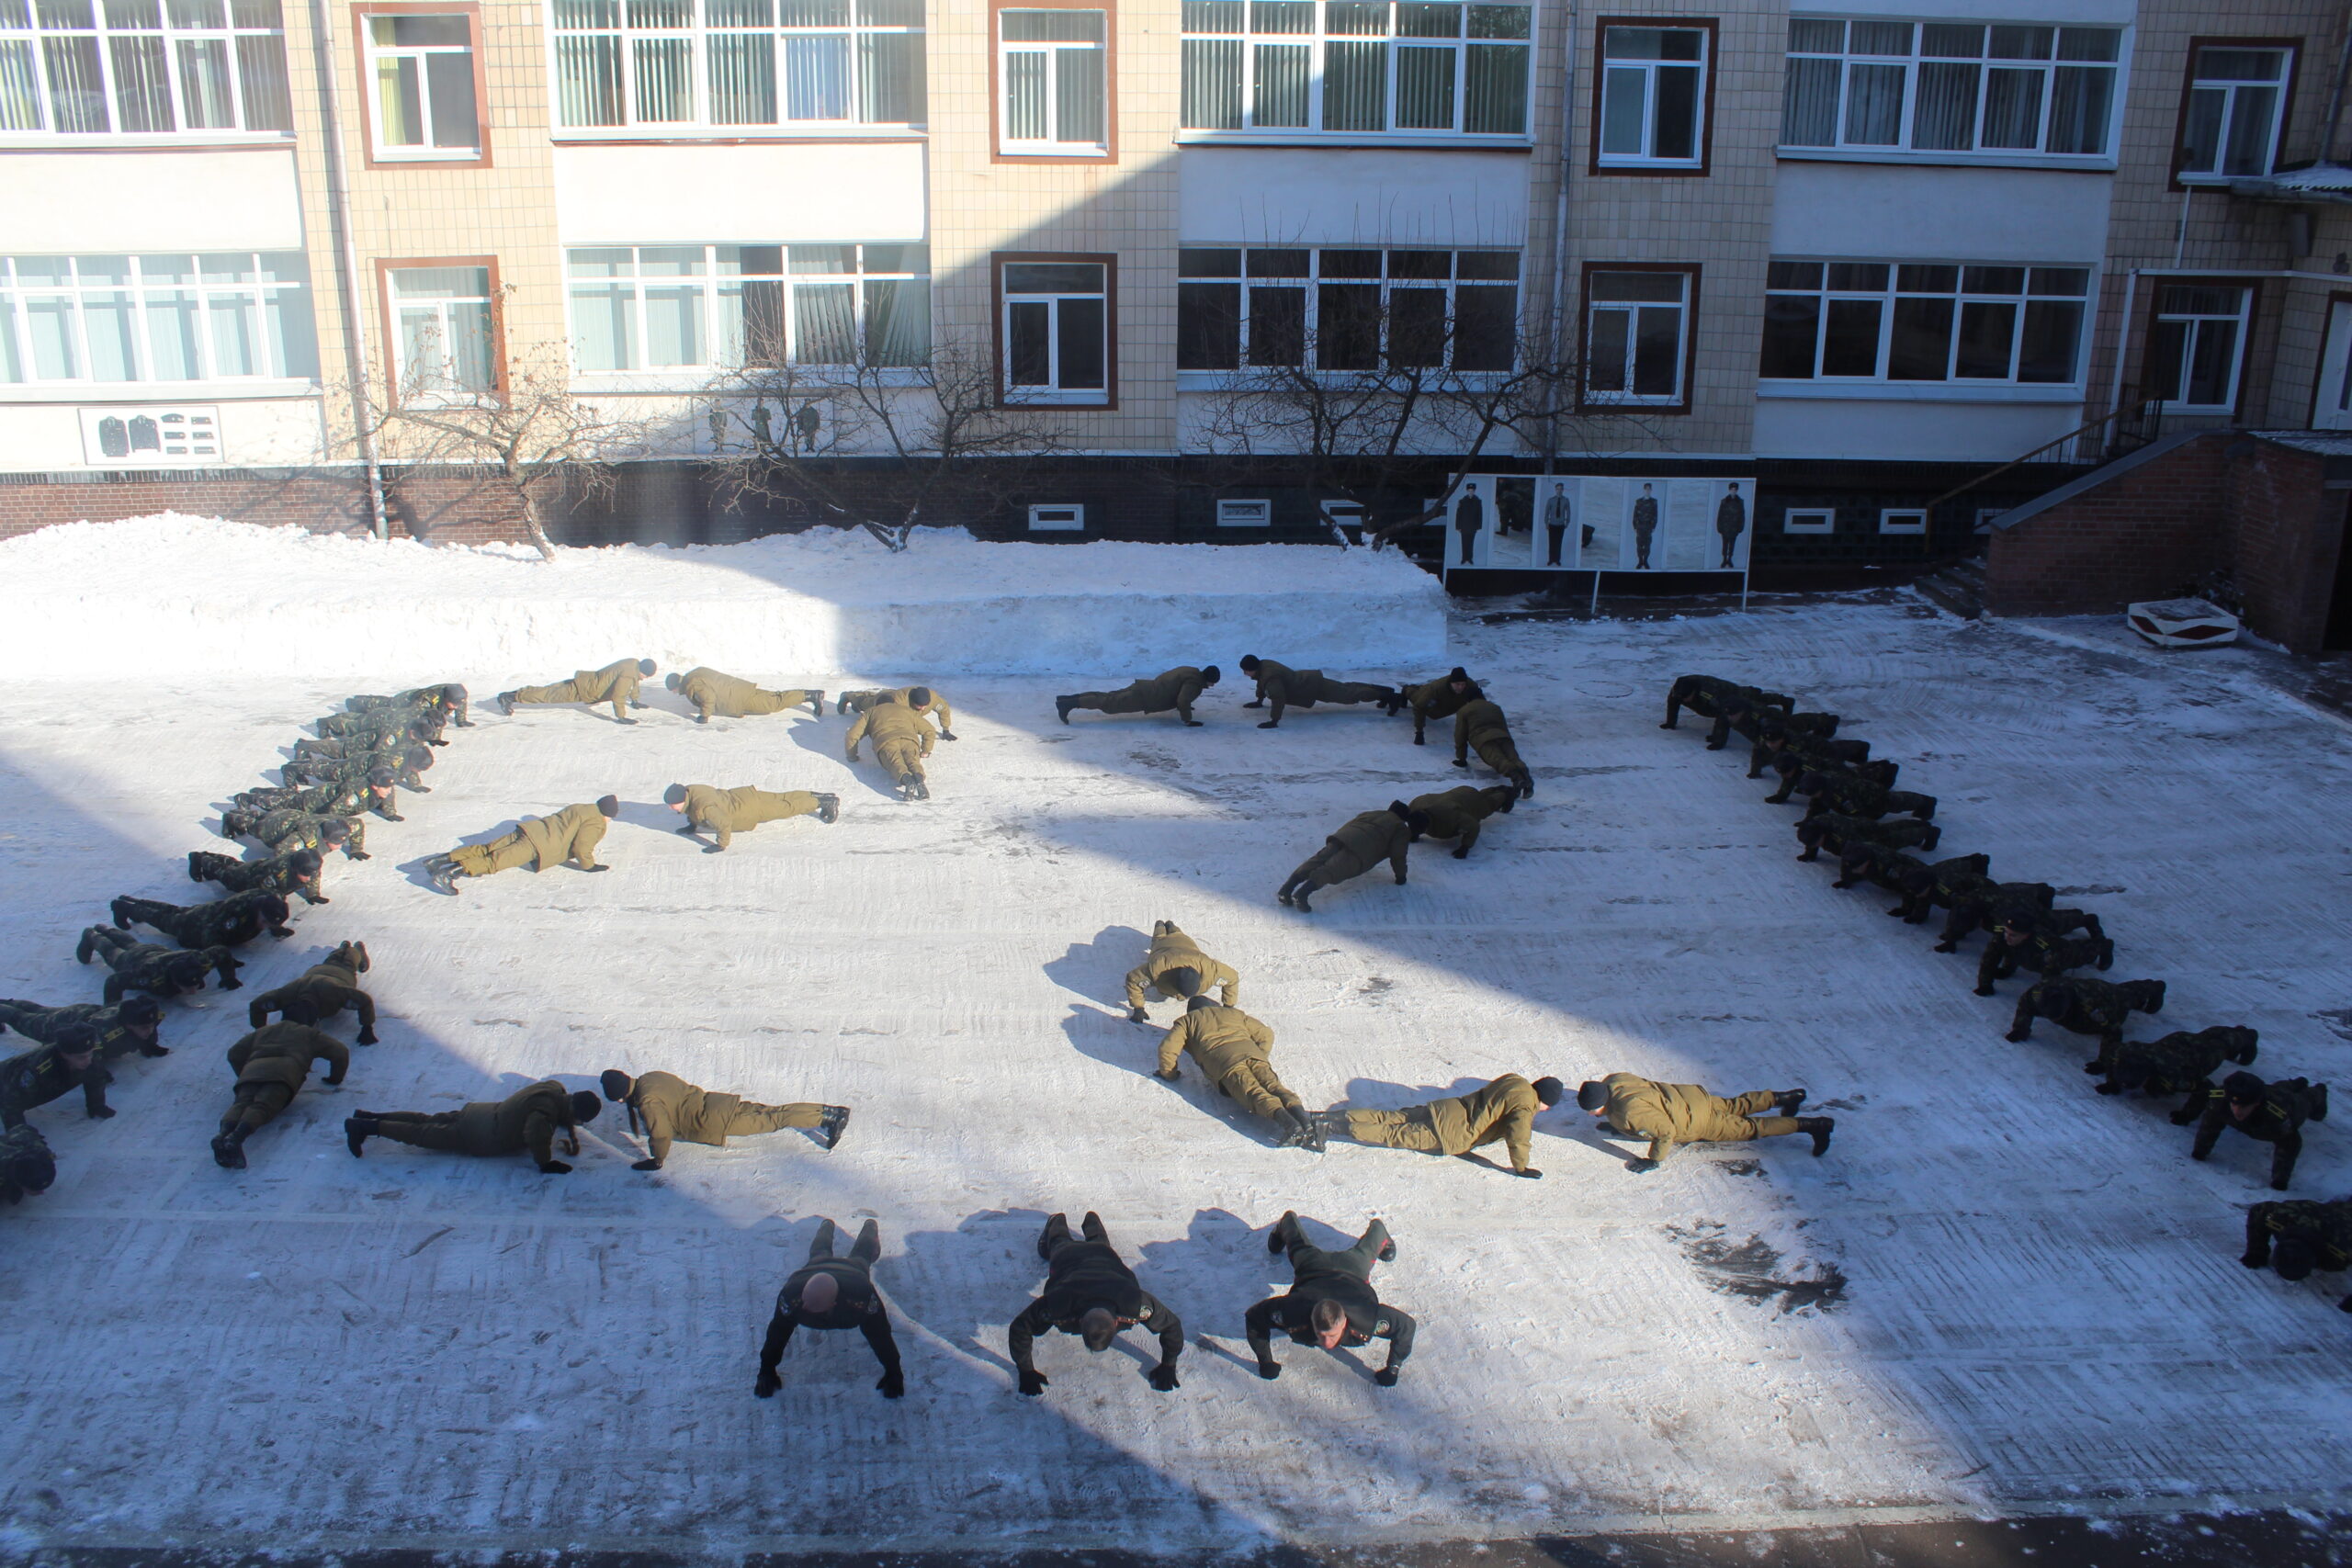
(681, 784, 823, 850)
(1285, 809, 1411, 893)
(677, 667, 818, 723)
(1408, 785, 1510, 857)
(219, 1022, 348, 1137)
(1067, 668, 1209, 725)
(1453, 700, 1531, 792)
(1342, 1074, 1543, 1172)
(844, 701, 934, 782)
(624, 1069, 822, 1164)
(1249, 660, 1392, 726)
(1406, 677, 1480, 742)
(1124, 922, 1240, 1011)
(368, 1079, 579, 1166)
(1158, 1003, 1305, 1133)
(448, 802, 606, 876)
(246, 947, 377, 1042)
(513, 659, 647, 720)
(1597, 1071, 1800, 1162)
(839, 687, 954, 734)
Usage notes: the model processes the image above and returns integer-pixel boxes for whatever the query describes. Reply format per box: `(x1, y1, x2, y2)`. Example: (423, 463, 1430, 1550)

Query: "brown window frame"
(992, 251, 1118, 412)
(376, 254, 504, 403)
(1577, 260, 1701, 414)
(2140, 275, 2262, 417)
(1588, 15, 1717, 178)
(989, 0, 1117, 164)
(2168, 35, 2301, 193)
(353, 1, 492, 169)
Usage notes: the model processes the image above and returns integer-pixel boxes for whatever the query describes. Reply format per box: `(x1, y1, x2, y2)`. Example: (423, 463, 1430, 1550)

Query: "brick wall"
(2226, 440, 2346, 655)
(1984, 435, 2232, 617)
(0, 468, 527, 547)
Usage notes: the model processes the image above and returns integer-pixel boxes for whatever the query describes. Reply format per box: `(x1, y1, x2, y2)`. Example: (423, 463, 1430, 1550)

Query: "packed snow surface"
(0, 514, 1447, 679)
(0, 579, 2349, 1559)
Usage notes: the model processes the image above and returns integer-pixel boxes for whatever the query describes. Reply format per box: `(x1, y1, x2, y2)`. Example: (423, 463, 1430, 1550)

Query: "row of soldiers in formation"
(1659, 672, 2346, 1315)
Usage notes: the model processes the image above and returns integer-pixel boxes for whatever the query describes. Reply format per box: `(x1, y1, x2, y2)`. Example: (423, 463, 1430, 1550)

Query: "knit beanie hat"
(1577, 1080, 1609, 1111)
(663, 784, 689, 806)
(596, 795, 620, 818)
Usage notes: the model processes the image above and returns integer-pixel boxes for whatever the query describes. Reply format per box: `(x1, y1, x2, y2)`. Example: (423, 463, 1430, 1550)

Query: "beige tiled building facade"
(3, 0, 2348, 569)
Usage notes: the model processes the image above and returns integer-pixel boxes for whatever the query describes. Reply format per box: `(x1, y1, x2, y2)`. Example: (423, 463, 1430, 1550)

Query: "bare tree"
(363, 297, 658, 561)
(1192, 303, 1640, 550)
(704, 333, 1073, 552)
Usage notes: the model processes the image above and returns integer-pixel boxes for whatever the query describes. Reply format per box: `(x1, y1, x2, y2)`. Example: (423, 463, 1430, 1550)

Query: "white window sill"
(551, 128, 926, 141)
(1176, 132, 1532, 151)
(0, 132, 294, 151)
(1176, 368, 1517, 391)
(574, 368, 928, 393)
(1595, 157, 1704, 172)
(1777, 147, 2118, 175)
(0, 379, 316, 403)
(371, 147, 484, 163)
(1004, 390, 1111, 406)
(998, 145, 1110, 158)
(1758, 380, 2086, 403)
(1582, 392, 1685, 407)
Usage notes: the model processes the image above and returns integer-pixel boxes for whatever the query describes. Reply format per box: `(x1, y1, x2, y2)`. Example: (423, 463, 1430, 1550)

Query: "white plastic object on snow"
(2125, 597, 2240, 649)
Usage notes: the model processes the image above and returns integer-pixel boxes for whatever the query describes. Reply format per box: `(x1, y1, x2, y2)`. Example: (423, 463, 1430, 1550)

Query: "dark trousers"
(809, 1216, 882, 1267)
(1274, 1213, 1387, 1283)
(1040, 1210, 1108, 1259)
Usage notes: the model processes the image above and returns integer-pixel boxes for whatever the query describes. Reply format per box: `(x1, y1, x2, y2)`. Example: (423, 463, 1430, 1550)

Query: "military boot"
(344, 1114, 378, 1156)
(815, 794, 841, 824)
(1056, 696, 1076, 725)
(1797, 1116, 1835, 1156)
(1775, 1089, 1808, 1117)
(819, 1105, 852, 1150)
(425, 856, 463, 896)
(808, 691, 828, 716)
(496, 691, 516, 716)
(2312, 1083, 2331, 1122)
(1268, 1211, 1297, 1253)
(1284, 1108, 1326, 1153)
(1292, 881, 1317, 913)
(210, 1129, 248, 1169)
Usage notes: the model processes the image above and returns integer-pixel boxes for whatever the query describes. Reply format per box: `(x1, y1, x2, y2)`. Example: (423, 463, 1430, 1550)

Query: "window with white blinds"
(569, 243, 929, 374)
(551, 0, 922, 131)
(1781, 17, 2122, 159)
(1179, 1, 1531, 139)
(0, 0, 290, 136)
(0, 252, 315, 384)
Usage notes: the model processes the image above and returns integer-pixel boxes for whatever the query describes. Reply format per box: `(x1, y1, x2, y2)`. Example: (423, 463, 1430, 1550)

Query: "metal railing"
(1925, 388, 2165, 516)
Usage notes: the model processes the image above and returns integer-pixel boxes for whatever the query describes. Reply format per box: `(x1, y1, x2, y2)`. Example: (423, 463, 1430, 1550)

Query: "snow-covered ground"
(1, 558, 2349, 1559)
(0, 516, 1446, 679)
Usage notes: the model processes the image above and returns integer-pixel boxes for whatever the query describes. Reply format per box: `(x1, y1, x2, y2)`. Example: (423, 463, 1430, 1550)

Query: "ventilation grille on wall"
(79, 406, 222, 466)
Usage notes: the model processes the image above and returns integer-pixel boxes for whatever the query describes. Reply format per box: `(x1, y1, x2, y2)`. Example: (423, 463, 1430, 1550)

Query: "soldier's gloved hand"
(1452, 758, 1469, 769)
(2240, 1251, 2267, 1268)
(1148, 1363, 1181, 1392)
(616, 717, 639, 726)
(1017, 1370, 1048, 1396)
(88, 1105, 116, 1120)
(1243, 700, 1264, 709)
(538, 1159, 572, 1174)
(1374, 1368, 1400, 1387)
(1127, 1007, 1149, 1024)
(877, 1368, 905, 1399)
(346, 851, 371, 862)
(1394, 874, 1408, 886)
(356, 1027, 379, 1045)
(1257, 721, 1278, 729)
(1513, 1166, 1543, 1179)
(1256, 1360, 1281, 1382)
(939, 730, 956, 740)
(632, 1157, 662, 1171)
(694, 714, 708, 724)
(629, 701, 647, 709)
(703, 845, 725, 855)
(754, 1368, 782, 1398)
(584, 865, 610, 873)
(1182, 719, 1203, 728)
(1154, 1068, 1181, 1083)
(1412, 733, 1426, 745)
(1624, 1158, 1657, 1174)
(381, 812, 404, 822)
(1452, 847, 1468, 860)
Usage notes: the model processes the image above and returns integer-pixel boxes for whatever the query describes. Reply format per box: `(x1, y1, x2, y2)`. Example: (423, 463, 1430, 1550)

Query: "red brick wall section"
(0, 468, 530, 547)
(1984, 435, 2232, 617)
(2224, 440, 2344, 656)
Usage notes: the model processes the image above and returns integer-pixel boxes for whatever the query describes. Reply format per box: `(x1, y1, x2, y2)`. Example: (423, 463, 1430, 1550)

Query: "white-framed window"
(389, 264, 495, 400)
(1597, 20, 1708, 168)
(2177, 42, 2292, 182)
(998, 6, 1105, 154)
(2145, 282, 2252, 412)
(1000, 256, 1109, 403)
(1879, 508, 1927, 535)
(1028, 502, 1084, 530)
(0, 0, 291, 136)
(1216, 497, 1272, 525)
(365, 11, 480, 157)
(549, 0, 922, 132)
(1782, 506, 1834, 534)
(569, 243, 928, 374)
(1177, 246, 1520, 373)
(1583, 267, 1691, 405)
(1178, 0, 1531, 139)
(1973, 505, 2005, 533)
(0, 252, 315, 385)
(1781, 17, 2122, 160)
(1760, 260, 2091, 386)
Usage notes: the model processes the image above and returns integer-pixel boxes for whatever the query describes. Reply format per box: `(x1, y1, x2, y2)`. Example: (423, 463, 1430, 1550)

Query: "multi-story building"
(2, 0, 2347, 623)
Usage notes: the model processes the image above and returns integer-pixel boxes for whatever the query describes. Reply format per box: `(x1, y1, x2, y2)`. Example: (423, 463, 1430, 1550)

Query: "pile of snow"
(0, 514, 1447, 680)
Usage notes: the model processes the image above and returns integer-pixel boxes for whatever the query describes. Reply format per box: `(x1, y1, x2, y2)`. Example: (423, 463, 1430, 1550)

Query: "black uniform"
(754, 1218, 904, 1397)
(2243, 1199, 2352, 1309)
(75, 925, 240, 1001)
(0, 998, 166, 1063)
(1244, 1214, 1415, 1382)
(2194, 1074, 2326, 1190)
(0, 1043, 112, 1128)
(1008, 1213, 1183, 1393)
(2006, 976, 2165, 1051)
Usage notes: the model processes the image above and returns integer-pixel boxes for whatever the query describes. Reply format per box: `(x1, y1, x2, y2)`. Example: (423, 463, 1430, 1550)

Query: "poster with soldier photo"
(1578, 477, 1623, 570)
(1442, 478, 1494, 569)
(1621, 481, 1668, 570)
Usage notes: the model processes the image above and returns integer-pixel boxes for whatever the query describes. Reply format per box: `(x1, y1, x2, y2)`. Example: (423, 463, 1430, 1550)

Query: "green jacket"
(682, 784, 802, 849)
(226, 1022, 348, 1091)
(1409, 785, 1504, 846)
(519, 804, 607, 870)
(677, 667, 769, 721)
(1125, 924, 1240, 1010)
(455, 1079, 577, 1163)
(1158, 1003, 1275, 1082)
(1136, 668, 1208, 720)
(1319, 809, 1411, 883)
(628, 1069, 749, 1163)
(1453, 699, 1514, 759)
(845, 702, 934, 761)
(1429, 1074, 1541, 1171)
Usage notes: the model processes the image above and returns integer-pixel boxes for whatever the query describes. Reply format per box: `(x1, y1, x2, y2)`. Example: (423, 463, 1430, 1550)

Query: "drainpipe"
(2324, 2, 2352, 163)
(309, 0, 389, 539)
(1541, 0, 1577, 477)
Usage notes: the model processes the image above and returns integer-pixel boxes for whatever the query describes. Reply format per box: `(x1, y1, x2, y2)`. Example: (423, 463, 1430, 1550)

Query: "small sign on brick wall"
(78, 406, 222, 467)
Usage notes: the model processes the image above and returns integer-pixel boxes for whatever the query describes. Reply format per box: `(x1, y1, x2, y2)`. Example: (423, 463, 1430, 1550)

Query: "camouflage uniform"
(0, 998, 167, 1063)
(2006, 976, 2165, 1052)
(1796, 812, 1939, 861)
(1794, 771, 1936, 823)
(2099, 1026, 2260, 1118)
(249, 807, 368, 861)
(187, 847, 328, 906)
(1929, 875, 2058, 950)
(1660, 674, 1793, 729)
(109, 889, 294, 949)
(0, 1042, 111, 1129)
(1, 1122, 56, 1203)
(2194, 1076, 2324, 1190)
(230, 779, 399, 826)
(346, 683, 469, 727)
(2243, 1199, 2352, 1306)
(76, 925, 241, 1002)
(1753, 732, 1878, 786)
(1243, 1214, 1416, 1382)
